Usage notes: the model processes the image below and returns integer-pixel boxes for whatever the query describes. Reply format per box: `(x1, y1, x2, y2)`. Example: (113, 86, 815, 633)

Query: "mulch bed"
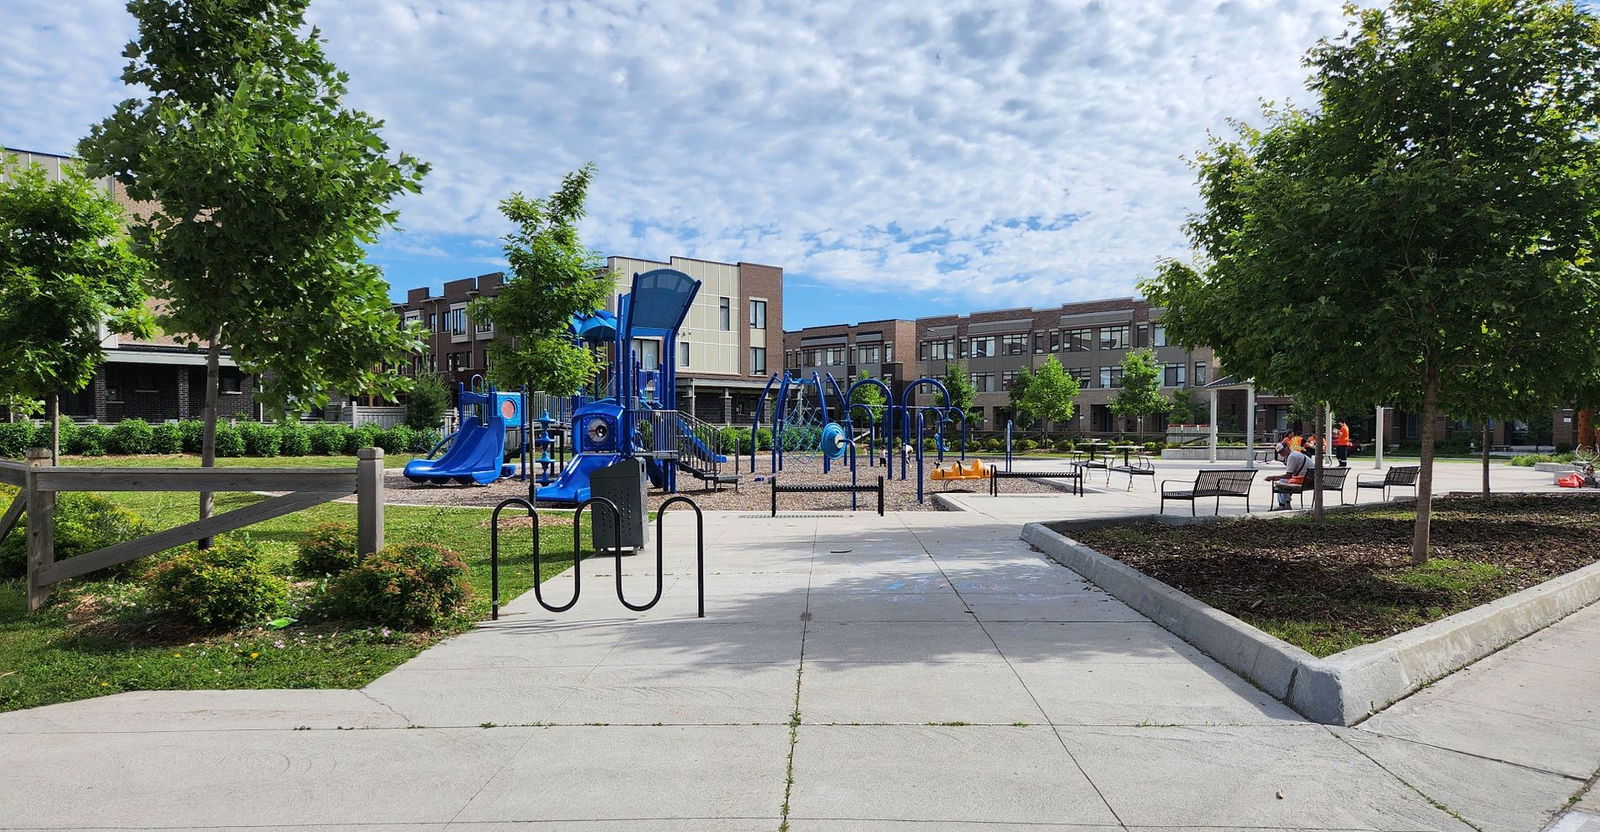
(1070, 494, 1600, 656)
(380, 453, 1060, 513)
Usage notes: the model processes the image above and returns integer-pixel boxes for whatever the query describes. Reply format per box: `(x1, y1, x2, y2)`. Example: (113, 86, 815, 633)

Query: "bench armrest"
(1160, 479, 1188, 494)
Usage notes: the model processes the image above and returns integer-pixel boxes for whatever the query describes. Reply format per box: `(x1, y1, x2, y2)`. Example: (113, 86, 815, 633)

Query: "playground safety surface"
(3, 503, 1594, 830)
(384, 453, 1064, 512)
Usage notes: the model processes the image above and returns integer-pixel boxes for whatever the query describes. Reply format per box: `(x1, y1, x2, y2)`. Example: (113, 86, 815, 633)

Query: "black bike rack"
(770, 475, 885, 517)
(489, 495, 705, 620)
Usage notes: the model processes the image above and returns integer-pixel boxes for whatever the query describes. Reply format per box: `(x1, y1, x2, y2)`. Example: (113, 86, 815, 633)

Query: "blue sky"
(4, 0, 1366, 329)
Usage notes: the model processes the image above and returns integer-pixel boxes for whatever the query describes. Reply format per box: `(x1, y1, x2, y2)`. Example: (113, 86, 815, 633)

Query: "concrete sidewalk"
(0, 491, 1594, 830)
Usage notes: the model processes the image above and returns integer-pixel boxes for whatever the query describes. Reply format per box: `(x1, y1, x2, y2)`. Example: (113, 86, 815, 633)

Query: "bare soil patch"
(1070, 494, 1600, 657)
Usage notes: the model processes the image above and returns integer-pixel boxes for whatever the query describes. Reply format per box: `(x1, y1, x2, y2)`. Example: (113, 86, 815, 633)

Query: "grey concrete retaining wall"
(1021, 519, 1600, 725)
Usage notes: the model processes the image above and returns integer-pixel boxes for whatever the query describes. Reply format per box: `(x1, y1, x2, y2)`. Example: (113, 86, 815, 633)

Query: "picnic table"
(1110, 445, 1139, 467)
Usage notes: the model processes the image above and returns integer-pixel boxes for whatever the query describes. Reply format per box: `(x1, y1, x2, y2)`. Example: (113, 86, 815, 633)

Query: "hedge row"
(0, 418, 441, 459)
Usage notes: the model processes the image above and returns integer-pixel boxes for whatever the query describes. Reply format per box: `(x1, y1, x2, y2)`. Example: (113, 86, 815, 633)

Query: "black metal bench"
(1271, 466, 1351, 508)
(1109, 455, 1157, 491)
(771, 475, 885, 516)
(1355, 465, 1419, 502)
(1160, 468, 1257, 515)
(989, 467, 1084, 496)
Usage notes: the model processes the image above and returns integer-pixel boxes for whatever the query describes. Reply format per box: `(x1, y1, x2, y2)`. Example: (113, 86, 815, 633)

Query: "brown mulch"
(1071, 494, 1600, 655)
(383, 453, 1060, 513)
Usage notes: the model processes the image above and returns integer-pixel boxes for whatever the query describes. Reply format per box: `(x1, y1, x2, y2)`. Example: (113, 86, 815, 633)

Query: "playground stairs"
(675, 411, 739, 488)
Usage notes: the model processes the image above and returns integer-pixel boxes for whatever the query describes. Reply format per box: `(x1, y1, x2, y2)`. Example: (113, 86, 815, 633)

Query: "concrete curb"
(1020, 518, 1600, 726)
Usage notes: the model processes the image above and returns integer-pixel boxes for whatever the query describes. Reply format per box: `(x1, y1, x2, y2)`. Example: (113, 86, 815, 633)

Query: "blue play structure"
(534, 268, 725, 504)
(404, 382, 526, 485)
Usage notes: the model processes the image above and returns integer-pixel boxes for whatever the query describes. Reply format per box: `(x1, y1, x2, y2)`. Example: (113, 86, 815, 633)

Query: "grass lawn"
(1070, 494, 1600, 657)
(0, 488, 583, 713)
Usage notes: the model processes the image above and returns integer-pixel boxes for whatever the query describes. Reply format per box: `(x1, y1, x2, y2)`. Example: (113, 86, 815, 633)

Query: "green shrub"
(149, 422, 183, 454)
(294, 522, 360, 576)
(1015, 438, 1038, 452)
(376, 425, 414, 454)
(1510, 452, 1572, 467)
(108, 419, 155, 455)
(279, 421, 310, 456)
(239, 421, 281, 457)
(213, 424, 245, 457)
(329, 541, 471, 630)
(149, 537, 289, 629)
(0, 491, 152, 580)
(177, 419, 204, 453)
(0, 421, 37, 458)
(1555, 442, 1574, 454)
(410, 428, 440, 454)
(71, 423, 109, 456)
(755, 428, 773, 451)
(1054, 438, 1074, 452)
(308, 423, 347, 455)
(345, 423, 383, 456)
(405, 373, 452, 430)
(54, 417, 78, 455)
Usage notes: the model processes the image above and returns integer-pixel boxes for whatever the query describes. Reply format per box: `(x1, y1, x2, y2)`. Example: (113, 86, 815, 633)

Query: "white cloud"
(1, 0, 1363, 309)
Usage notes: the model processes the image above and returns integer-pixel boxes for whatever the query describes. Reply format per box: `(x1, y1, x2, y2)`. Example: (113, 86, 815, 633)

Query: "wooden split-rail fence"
(0, 447, 386, 612)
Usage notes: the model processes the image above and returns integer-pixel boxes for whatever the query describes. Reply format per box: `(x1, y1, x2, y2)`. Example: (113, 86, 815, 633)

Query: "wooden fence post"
(356, 447, 384, 556)
(25, 447, 54, 612)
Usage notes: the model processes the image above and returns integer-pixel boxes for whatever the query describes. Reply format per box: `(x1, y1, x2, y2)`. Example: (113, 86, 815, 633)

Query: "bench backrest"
(1317, 467, 1350, 489)
(1386, 465, 1420, 486)
(1195, 468, 1256, 496)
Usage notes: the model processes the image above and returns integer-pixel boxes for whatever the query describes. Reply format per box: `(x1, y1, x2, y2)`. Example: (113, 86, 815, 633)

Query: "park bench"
(1271, 466, 1351, 508)
(771, 475, 885, 516)
(1160, 468, 1257, 515)
(1355, 465, 1420, 502)
(1109, 454, 1157, 491)
(989, 466, 1084, 496)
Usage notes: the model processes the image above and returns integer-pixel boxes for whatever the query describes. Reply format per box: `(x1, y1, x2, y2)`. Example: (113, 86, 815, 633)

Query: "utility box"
(590, 457, 649, 551)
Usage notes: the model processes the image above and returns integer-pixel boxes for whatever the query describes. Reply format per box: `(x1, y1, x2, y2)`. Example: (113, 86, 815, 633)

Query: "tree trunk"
(1312, 405, 1325, 524)
(1579, 409, 1595, 453)
(1411, 366, 1439, 564)
(1481, 420, 1490, 498)
(199, 325, 223, 549)
(49, 393, 60, 465)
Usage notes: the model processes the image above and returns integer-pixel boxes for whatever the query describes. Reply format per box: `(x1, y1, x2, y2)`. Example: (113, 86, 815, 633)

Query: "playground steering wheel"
(585, 418, 610, 446)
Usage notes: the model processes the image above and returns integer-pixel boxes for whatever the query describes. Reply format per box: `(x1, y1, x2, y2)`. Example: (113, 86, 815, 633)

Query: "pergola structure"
(1201, 376, 1388, 469)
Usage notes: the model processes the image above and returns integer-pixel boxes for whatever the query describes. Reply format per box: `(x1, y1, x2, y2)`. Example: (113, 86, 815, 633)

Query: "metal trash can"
(590, 457, 649, 551)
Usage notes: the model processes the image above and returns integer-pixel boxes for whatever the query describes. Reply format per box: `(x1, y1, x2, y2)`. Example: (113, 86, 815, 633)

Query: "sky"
(3, 0, 1367, 329)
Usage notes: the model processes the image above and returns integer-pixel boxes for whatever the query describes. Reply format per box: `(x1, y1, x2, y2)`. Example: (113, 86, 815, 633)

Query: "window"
(1135, 324, 1149, 348)
(220, 372, 242, 394)
(750, 347, 767, 375)
(749, 299, 767, 329)
(925, 340, 952, 361)
(1064, 328, 1092, 352)
(1050, 330, 1061, 352)
(427, 312, 436, 332)
(1152, 324, 1168, 348)
(884, 343, 894, 362)
(1163, 363, 1187, 387)
(680, 343, 691, 366)
(719, 297, 731, 331)
(1001, 334, 1028, 356)
(477, 316, 493, 333)
(1098, 325, 1129, 350)
(1001, 370, 1019, 390)
(637, 339, 660, 370)
(449, 308, 467, 335)
(823, 346, 845, 365)
(805, 349, 822, 367)
(856, 344, 880, 364)
(970, 336, 996, 358)
(1033, 332, 1046, 354)
(446, 352, 465, 372)
(1194, 361, 1208, 386)
(970, 372, 994, 393)
(1068, 367, 1092, 388)
(1099, 366, 1123, 389)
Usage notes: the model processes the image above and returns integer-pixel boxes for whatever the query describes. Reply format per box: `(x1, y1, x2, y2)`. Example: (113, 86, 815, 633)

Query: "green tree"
(404, 372, 452, 431)
(1016, 357, 1080, 434)
(1145, 0, 1600, 561)
(1168, 387, 1197, 425)
(848, 370, 886, 411)
(470, 165, 609, 396)
(1109, 349, 1168, 437)
(79, 0, 427, 529)
(940, 360, 978, 417)
(0, 157, 151, 462)
(1007, 366, 1036, 429)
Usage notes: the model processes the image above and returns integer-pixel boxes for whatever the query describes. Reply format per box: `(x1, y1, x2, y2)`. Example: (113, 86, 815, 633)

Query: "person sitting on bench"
(1265, 445, 1310, 510)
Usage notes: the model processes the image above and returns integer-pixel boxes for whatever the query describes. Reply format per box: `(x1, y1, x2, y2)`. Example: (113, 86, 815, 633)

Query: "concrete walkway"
(0, 463, 1594, 830)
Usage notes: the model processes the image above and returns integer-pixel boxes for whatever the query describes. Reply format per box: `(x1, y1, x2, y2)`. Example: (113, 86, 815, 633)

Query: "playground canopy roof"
(621, 269, 699, 340)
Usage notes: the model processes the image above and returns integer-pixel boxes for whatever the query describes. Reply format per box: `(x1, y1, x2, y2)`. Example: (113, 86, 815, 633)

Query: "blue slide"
(677, 417, 727, 466)
(403, 417, 517, 485)
(533, 452, 620, 503)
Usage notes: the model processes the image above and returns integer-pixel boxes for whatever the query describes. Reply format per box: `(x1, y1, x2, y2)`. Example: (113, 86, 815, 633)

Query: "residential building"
(392, 254, 784, 425)
(781, 319, 919, 405)
(913, 298, 1213, 432)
